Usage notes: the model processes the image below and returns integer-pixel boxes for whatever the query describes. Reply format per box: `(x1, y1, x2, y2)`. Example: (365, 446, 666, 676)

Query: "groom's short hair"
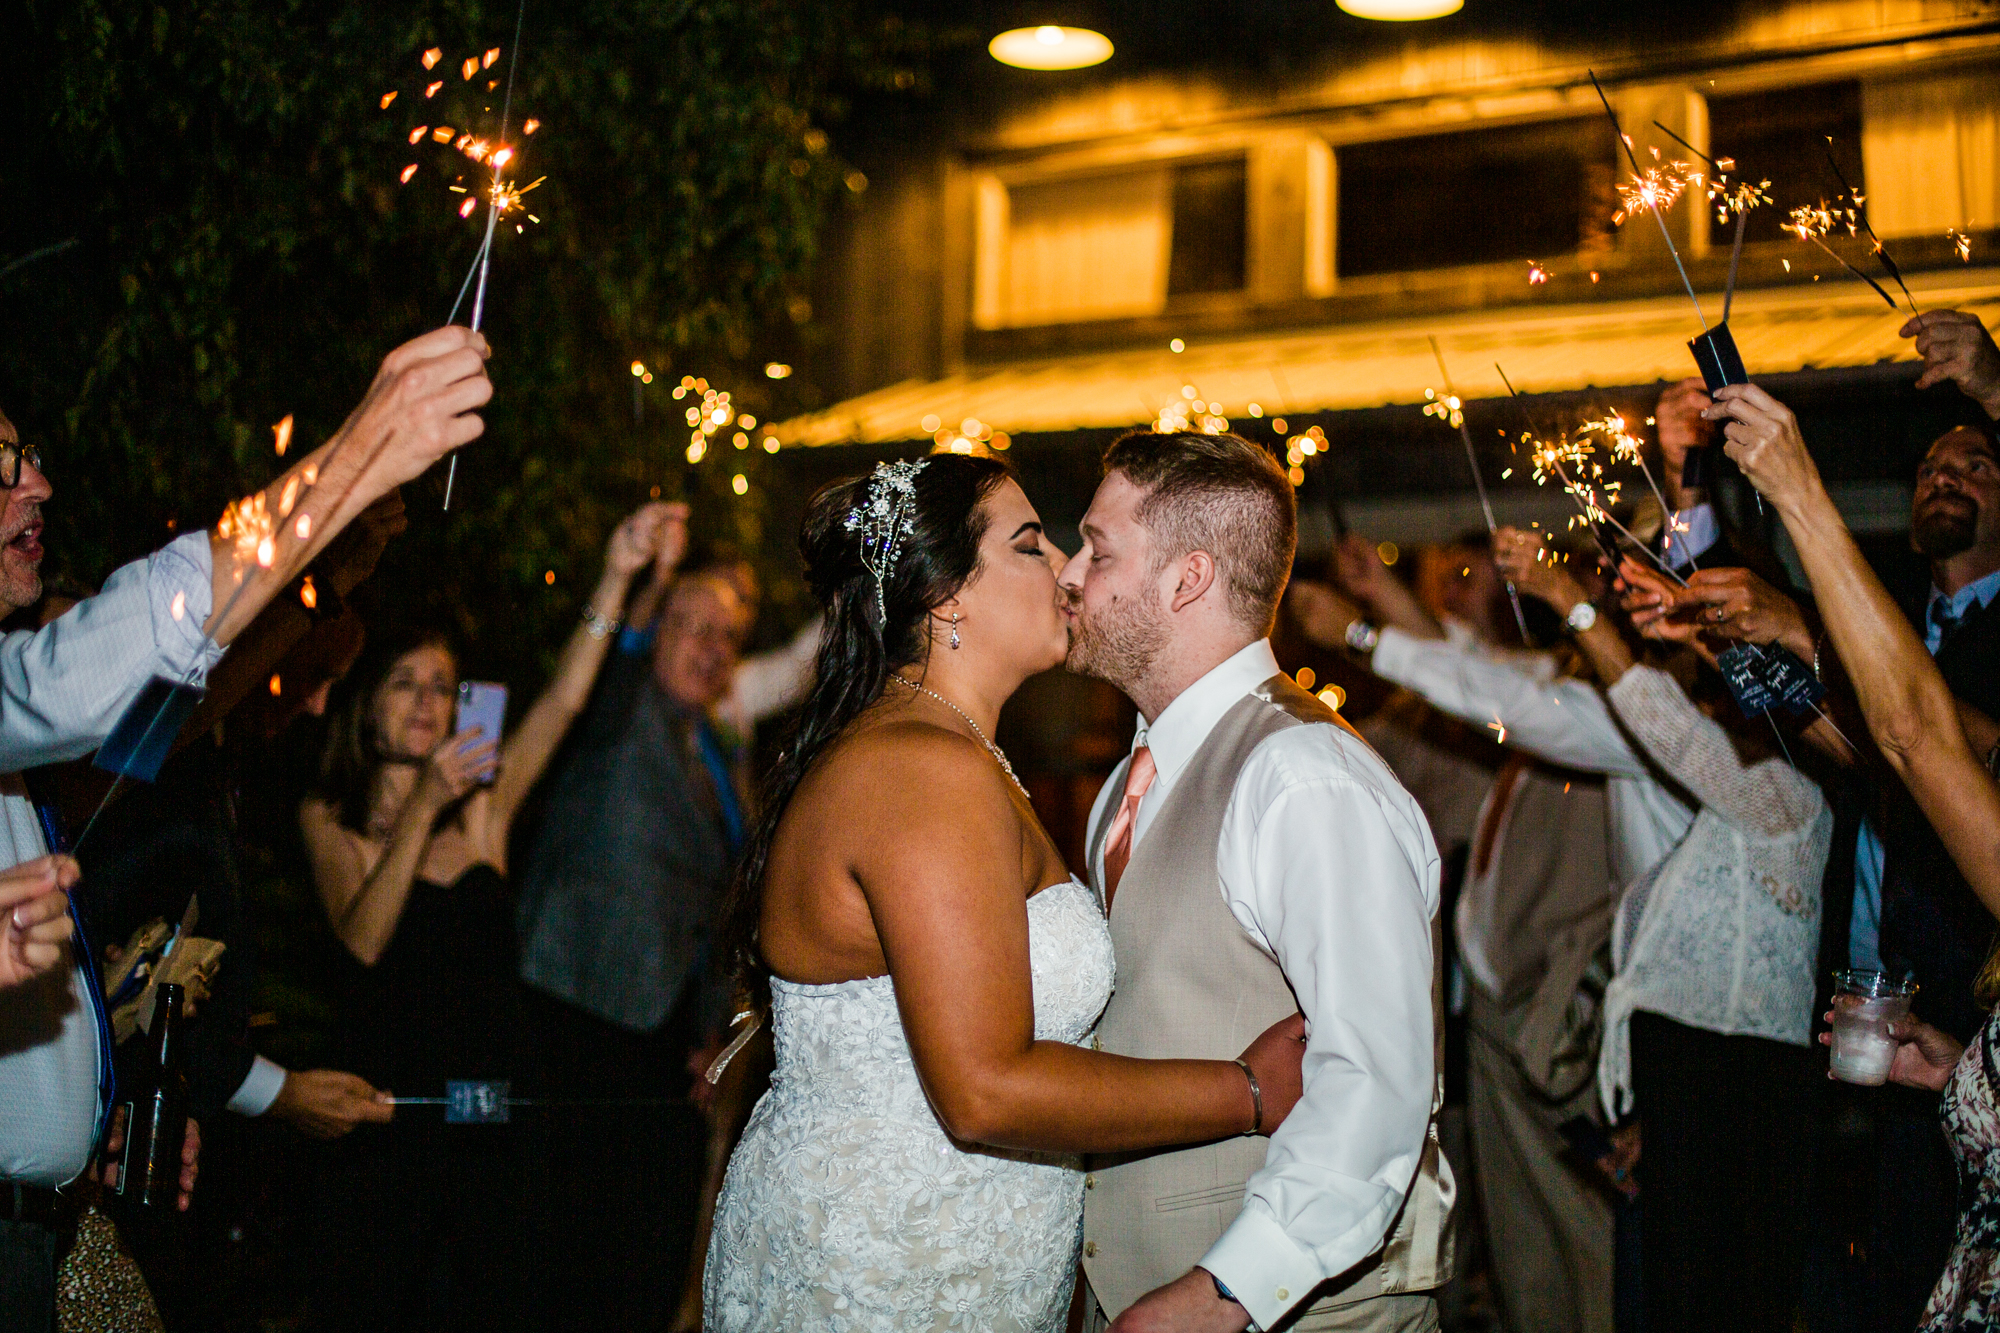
(1101, 430, 1296, 634)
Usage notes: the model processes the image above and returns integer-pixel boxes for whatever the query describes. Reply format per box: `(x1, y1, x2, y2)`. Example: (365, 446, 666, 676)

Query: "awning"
(772, 269, 2000, 448)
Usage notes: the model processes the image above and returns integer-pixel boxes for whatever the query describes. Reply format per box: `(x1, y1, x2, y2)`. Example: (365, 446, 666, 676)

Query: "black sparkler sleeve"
(1684, 321, 1750, 490)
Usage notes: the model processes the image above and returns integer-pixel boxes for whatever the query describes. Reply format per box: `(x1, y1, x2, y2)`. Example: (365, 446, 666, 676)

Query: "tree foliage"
(1, 0, 928, 686)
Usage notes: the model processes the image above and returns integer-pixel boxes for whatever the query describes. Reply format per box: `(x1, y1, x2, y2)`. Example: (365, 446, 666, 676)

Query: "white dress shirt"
(1086, 640, 1441, 1328)
(1370, 627, 1694, 893)
(0, 531, 224, 1186)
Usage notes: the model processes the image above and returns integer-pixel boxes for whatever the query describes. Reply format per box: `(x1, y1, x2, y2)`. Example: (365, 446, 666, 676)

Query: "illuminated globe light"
(989, 25, 1114, 70)
(1335, 0, 1461, 17)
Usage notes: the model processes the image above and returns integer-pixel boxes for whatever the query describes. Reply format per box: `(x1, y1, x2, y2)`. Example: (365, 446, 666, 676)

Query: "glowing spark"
(302, 465, 317, 485)
(380, 91, 398, 109)
(409, 126, 429, 145)
(272, 413, 293, 456)
(422, 47, 442, 70)
(483, 47, 500, 68)
(462, 57, 479, 80)
(1421, 388, 1464, 430)
(432, 126, 454, 143)
(269, 675, 282, 697)
(300, 576, 317, 610)
(459, 197, 478, 218)
(1951, 228, 1974, 262)
(256, 536, 275, 568)
(523, 119, 540, 135)
(1616, 161, 1695, 216)
(295, 513, 312, 540)
(1527, 260, 1550, 284)
(1488, 715, 1507, 744)
(1589, 271, 1601, 283)
(491, 147, 514, 170)
(279, 476, 300, 516)
(401, 163, 419, 184)
(170, 591, 186, 622)
(425, 80, 443, 99)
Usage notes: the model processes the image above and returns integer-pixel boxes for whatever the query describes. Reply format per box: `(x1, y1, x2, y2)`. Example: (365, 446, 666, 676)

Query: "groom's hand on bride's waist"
(1108, 1268, 1253, 1333)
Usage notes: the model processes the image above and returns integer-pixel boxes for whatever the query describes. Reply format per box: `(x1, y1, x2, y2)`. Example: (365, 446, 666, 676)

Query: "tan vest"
(1080, 673, 1456, 1320)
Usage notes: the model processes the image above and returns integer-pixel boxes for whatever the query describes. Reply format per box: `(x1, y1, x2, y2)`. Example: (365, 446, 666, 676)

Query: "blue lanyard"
(31, 798, 118, 1126)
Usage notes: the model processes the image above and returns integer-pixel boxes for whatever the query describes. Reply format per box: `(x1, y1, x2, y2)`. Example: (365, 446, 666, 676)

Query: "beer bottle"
(117, 982, 188, 1208)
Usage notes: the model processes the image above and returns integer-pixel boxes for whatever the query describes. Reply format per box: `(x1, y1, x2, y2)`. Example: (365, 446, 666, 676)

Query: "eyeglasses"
(0, 441, 43, 489)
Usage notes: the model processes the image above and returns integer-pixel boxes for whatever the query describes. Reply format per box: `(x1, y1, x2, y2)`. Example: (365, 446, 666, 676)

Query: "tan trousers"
(1466, 1005, 1615, 1333)
(1085, 1288, 1439, 1332)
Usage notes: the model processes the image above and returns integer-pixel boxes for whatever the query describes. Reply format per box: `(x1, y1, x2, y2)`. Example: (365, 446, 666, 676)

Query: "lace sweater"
(1598, 666, 1833, 1115)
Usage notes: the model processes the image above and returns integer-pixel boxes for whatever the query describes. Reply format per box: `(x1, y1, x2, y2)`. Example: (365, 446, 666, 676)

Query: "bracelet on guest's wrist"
(1232, 1058, 1263, 1135)
(580, 603, 624, 640)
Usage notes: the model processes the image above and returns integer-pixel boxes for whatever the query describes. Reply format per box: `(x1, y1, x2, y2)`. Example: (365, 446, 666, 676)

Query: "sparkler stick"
(1647, 120, 1761, 324)
(1823, 139, 1924, 326)
(442, 0, 530, 511)
(1429, 338, 1531, 642)
(1590, 72, 1706, 330)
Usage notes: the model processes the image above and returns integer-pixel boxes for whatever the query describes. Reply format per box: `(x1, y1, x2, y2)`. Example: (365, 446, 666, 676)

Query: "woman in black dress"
(297, 501, 684, 1331)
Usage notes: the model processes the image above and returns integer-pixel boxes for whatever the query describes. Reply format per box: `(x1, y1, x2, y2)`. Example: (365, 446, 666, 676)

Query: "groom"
(1060, 431, 1453, 1333)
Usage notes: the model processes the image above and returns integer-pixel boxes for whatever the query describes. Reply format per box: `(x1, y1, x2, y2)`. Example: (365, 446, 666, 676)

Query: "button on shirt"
(1086, 640, 1441, 1331)
(0, 531, 224, 1186)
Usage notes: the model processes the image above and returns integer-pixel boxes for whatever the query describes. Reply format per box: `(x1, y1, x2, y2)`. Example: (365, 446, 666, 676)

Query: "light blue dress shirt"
(1849, 566, 2000, 970)
(0, 531, 223, 1186)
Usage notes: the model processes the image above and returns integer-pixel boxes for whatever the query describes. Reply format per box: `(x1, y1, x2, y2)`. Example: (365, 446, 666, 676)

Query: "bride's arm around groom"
(1061, 431, 1451, 1333)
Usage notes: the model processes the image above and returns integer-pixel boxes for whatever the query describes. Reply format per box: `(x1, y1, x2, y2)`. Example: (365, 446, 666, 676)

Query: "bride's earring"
(949, 613, 961, 650)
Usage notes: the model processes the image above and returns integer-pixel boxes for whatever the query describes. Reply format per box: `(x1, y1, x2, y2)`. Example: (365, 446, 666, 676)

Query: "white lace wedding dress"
(704, 879, 1116, 1332)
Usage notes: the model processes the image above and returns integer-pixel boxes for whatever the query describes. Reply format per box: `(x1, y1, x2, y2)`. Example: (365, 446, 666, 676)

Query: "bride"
(703, 454, 1307, 1333)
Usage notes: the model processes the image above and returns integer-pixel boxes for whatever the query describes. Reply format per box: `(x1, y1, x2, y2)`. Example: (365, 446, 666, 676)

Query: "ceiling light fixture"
(1335, 0, 1462, 19)
(988, 25, 1114, 70)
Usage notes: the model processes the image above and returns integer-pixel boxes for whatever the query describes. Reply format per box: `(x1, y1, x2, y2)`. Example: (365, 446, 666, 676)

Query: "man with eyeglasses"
(0, 325, 492, 1330)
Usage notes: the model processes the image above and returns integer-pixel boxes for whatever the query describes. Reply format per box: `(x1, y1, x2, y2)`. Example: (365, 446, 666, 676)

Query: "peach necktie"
(1101, 745, 1157, 911)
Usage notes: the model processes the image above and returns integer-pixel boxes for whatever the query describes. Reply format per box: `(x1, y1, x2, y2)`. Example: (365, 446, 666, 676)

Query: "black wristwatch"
(1210, 1271, 1243, 1308)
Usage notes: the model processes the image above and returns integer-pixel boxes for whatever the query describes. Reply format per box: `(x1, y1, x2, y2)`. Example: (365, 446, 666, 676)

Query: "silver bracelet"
(1344, 619, 1381, 654)
(580, 603, 623, 640)
(1232, 1058, 1264, 1135)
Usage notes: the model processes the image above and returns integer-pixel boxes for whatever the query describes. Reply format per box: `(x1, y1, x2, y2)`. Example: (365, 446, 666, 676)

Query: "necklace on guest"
(890, 675, 1030, 801)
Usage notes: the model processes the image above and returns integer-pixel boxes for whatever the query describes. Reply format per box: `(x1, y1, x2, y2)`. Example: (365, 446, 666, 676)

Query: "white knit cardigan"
(1598, 666, 1833, 1116)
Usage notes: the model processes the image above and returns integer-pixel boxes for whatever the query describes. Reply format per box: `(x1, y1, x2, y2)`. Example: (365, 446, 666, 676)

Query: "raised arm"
(1492, 526, 1635, 685)
(1712, 381, 2000, 918)
(863, 728, 1298, 1154)
(483, 502, 686, 841)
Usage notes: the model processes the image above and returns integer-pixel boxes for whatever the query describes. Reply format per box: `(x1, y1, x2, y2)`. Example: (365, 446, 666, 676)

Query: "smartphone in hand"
(455, 681, 507, 784)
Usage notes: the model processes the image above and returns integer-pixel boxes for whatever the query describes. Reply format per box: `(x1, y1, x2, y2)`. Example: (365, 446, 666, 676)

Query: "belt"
(4, 1182, 66, 1229)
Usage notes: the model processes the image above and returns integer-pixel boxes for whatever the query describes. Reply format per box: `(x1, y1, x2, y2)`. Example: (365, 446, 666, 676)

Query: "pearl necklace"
(890, 675, 1030, 801)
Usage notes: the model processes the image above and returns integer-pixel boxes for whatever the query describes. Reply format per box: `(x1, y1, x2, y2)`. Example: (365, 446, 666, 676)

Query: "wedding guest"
(1294, 538, 1618, 1333)
(1627, 314, 2000, 1329)
(1300, 523, 1831, 1333)
(0, 326, 490, 1333)
(1707, 375, 2000, 1332)
(515, 534, 761, 1332)
(295, 501, 673, 1333)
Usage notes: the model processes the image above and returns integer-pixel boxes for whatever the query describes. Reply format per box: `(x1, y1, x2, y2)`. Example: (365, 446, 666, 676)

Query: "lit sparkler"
(1951, 228, 1974, 263)
(1785, 200, 1898, 308)
(1822, 140, 1924, 323)
(1429, 338, 1530, 642)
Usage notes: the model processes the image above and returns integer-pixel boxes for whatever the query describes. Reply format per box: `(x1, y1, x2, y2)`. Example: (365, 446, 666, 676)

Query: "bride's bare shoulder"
(804, 718, 1018, 819)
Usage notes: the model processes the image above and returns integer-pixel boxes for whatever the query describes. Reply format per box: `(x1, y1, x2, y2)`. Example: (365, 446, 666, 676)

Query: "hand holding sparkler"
(1329, 534, 1443, 639)
(1655, 378, 1716, 505)
(201, 327, 492, 648)
(0, 856, 78, 992)
(1492, 526, 1588, 613)
(1904, 310, 2000, 420)
(1622, 563, 1814, 663)
(1287, 580, 1372, 653)
(1702, 384, 1824, 521)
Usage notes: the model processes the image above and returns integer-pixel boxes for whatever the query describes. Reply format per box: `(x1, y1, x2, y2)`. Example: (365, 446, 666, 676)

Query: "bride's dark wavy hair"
(719, 453, 1013, 1011)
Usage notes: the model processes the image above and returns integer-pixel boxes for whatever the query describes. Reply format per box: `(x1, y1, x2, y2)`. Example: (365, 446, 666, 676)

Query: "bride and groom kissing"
(702, 430, 1454, 1333)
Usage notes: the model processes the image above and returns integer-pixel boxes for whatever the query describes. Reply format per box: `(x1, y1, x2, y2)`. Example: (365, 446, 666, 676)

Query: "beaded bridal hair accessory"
(844, 458, 929, 622)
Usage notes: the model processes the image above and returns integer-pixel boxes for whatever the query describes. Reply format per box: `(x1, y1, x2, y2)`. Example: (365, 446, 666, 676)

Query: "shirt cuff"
(228, 1055, 288, 1116)
(1200, 1201, 1327, 1331)
(151, 531, 227, 684)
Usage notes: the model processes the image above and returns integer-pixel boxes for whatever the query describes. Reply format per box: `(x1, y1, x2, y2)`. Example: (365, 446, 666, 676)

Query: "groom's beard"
(1065, 589, 1171, 690)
